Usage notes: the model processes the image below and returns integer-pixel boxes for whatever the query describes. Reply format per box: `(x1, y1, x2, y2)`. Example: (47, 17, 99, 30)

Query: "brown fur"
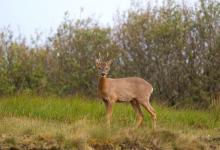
(96, 59, 157, 129)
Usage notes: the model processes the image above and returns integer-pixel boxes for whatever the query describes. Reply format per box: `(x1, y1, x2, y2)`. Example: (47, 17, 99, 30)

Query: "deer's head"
(96, 59, 112, 77)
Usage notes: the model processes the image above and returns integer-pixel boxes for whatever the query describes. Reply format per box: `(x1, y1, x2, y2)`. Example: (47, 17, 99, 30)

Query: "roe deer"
(96, 58, 157, 129)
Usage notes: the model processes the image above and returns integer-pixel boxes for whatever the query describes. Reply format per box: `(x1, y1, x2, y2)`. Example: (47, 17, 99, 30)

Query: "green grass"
(0, 95, 219, 130)
(0, 95, 219, 149)
(0, 95, 105, 123)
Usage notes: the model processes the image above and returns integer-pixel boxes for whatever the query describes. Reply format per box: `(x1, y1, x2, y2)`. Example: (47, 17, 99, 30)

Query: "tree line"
(0, 0, 219, 108)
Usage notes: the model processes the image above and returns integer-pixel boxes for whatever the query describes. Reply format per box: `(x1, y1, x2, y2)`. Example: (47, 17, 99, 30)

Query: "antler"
(107, 51, 109, 58)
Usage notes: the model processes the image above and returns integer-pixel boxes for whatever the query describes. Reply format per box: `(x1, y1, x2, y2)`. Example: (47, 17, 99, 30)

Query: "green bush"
(0, 0, 219, 108)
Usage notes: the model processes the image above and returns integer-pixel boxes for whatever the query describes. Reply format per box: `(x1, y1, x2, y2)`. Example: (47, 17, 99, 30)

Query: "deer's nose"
(101, 73, 105, 76)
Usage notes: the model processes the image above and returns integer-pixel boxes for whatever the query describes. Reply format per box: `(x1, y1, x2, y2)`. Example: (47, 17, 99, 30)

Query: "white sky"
(0, 0, 198, 40)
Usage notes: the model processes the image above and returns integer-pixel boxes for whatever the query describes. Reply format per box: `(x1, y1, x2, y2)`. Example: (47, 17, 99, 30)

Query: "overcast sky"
(0, 0, 198, 40)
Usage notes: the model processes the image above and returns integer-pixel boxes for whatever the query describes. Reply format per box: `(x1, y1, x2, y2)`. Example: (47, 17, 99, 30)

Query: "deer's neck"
(98, 76, 108, 92)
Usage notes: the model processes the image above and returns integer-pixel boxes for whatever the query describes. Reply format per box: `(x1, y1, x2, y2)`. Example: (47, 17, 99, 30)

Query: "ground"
(0, 96, 219, 150)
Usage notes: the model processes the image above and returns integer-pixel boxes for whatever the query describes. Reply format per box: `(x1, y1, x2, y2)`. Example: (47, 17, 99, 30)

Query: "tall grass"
(0, 95, 219, 130)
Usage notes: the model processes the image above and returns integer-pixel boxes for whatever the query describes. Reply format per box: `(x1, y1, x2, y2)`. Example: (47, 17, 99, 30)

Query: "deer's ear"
(107, 59, 113, 65)
(96, 59, 100, 66)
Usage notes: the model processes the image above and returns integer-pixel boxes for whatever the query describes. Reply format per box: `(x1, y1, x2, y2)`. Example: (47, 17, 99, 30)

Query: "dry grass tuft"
(0, 96, 219, 149)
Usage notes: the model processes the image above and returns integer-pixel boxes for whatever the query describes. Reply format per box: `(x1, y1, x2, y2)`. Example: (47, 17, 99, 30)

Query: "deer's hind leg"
(130, 100, 144, 128)
(140, 97, 157, 130)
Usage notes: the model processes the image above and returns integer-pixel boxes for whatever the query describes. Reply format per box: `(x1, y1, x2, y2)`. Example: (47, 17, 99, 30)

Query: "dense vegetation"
(0, 0, 220, 108)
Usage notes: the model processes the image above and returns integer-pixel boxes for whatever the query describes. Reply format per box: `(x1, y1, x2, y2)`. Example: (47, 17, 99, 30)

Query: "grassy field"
(0, 95, 219, 149)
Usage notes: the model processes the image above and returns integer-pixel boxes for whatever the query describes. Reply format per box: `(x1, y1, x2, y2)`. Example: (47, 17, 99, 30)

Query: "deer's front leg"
(103, 100, 113, 127)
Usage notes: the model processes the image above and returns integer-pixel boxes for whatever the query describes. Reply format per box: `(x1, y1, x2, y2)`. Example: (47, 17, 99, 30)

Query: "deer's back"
(107, 77, 153, 102)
